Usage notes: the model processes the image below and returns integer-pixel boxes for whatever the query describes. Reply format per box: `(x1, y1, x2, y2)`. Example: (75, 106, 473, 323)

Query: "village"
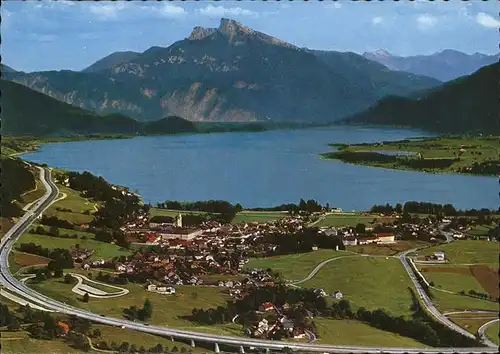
(67, 205, 492, 341)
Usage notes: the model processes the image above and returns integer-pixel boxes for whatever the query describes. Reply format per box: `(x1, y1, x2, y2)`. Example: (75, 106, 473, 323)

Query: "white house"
(334, 291, 343, 299)
(434, 252, 446, 261)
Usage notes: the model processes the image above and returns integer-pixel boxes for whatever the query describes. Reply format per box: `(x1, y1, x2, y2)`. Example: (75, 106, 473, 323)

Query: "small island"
(321, 136, 499, 177)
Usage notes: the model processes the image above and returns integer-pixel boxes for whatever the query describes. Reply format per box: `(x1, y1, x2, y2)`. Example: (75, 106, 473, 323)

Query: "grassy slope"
(420, 267, 485, 293)
(315, 318, 427, 348)
(29, 279, 234, 331)
(430, 290, 498, 312)
(245, 249, 346, 280)
(44, 185, 99, 225)
(346, 240, 430, 256)
(485, 321, 499, 345)
(420, 240, 499, 266)
(231, 211, 288, 224)
(301, 257, 416, 317)
(91, 325, 212, 353)
(0, 332, 90, 354)
(17, 233, 132, 260)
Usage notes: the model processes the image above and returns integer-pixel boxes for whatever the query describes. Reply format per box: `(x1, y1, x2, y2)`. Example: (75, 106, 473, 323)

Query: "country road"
(478, 318, 499, 348)
(0, 166, 497, 353)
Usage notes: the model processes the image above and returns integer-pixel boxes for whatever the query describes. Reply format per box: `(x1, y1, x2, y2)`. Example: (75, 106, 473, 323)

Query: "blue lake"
(22, 126, 497, 211)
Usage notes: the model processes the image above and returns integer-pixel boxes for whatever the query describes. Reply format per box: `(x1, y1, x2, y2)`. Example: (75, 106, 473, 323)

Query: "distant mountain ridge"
(344, 62, 499, 134)
(82, 51, 141, 73)
(4, 18, 440, 123)
(0, 80, 196, 136)
(363, 49, 498, 82)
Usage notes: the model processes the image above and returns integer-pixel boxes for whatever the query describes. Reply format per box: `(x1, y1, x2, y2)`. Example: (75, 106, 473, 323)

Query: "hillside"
(4, 18, 440, 123)
(344, 62, 499, 134)
(82, 51, 141, 73)
(0, 156, 36, 217)
(307, 50, 441, 97)
(364, 49, 498, 82)
(0, 80, 196, 136)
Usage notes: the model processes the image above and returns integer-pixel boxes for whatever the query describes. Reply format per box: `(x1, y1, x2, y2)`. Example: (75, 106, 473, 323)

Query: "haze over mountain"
(0, 80, 196, 136)
(344, 62, 499, 134)
(4, 18, 440, 123)
(363, 49, 498, 82)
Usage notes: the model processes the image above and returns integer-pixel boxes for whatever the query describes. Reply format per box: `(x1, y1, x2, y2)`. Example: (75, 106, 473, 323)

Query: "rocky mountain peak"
(218, 18, 254, 37)
(372, 49, 393, 58)
(187, 26, 217, 41)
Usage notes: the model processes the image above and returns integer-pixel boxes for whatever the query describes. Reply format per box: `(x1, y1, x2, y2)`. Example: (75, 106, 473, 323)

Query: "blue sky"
(2, 0, 499, 72)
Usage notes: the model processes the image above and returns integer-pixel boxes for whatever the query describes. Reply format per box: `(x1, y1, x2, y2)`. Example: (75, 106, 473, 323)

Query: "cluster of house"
(250, 302, 308, 339)
(314, 288, 343, 299)
(70, 247, 94, 262)
(146, 283, 176, 295)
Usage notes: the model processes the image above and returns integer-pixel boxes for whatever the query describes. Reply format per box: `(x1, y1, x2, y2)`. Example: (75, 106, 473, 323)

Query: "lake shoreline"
(17, 127, 497, 211)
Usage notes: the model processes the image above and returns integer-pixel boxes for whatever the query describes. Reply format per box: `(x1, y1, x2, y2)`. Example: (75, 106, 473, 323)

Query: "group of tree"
(31, 225, 79, 239)
(155, 200, 243, 223)
(123, 299, 153, 321)
(64, 171, 143, 230)
(93, 228, 130, 248)
(457, 160, 500, 176)
(459, 289, 493, 301)
(40, 215, 75, 229)
(0, 156, 36, 217)
(18, 243, 73, 272)
(254, 227, 344, 255)
(371, 201, 497, 217)
(248, 199, 325, 214)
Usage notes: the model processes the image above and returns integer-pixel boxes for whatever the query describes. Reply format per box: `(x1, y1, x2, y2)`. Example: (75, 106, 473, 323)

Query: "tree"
(395, 203, 403, 214)
(64, 273, 74, 284)
(54, 268, 64, 278)
(171, 346, 179, 353)
(355, 223, 366, 234)
(7, 317, 21, 331)
(142, 299, 153, 320)
(119, 342, 130, 353)
(83, 292, 90, 303)
(92, 328, 102, 338)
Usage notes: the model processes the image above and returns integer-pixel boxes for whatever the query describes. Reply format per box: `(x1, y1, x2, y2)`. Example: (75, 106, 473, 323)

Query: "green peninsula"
(322, 136, 499, 176)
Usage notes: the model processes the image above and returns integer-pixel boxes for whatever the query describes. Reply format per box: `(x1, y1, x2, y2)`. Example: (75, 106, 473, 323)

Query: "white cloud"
(372, 17, 384, 25)
(89, 3, 127, 20)
(416, 14, 437, 31)
(198, 5, 259, 18)
(476, 13, 500, 29)
(88, 2, 187, 21)
(154, 4, 188, 19)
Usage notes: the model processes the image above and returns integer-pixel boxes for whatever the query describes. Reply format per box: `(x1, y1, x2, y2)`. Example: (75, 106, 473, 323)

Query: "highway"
(0, 167, 498, 353)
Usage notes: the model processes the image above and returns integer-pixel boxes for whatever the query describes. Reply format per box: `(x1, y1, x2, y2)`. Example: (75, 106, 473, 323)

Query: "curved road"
(478, 318, 499, 348)
(0, 167, 497, 353)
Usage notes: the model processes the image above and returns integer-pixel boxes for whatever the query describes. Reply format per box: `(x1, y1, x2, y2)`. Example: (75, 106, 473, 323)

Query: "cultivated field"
(11, 250, 50, 269)
(17, 232, 132, 260)
(420, 240, 499, 266)
(421, 266, 485, 293)
(347, 240, 430, 256)
(469, 265, 499, 299)
(244, 249, 347, 280)
(232, 211, 288, 224)
(315, 214, 394, 228)
(301, 257, 415, 316)
(430, 289, 499, 312)
(314, 318, 427, 348)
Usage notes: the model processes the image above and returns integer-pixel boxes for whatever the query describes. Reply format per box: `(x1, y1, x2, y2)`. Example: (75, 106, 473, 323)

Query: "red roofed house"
(259, 302, 275, 312)
(375, 233, 395, 244)
(57, 321, 70, 336)
(145, 233, 161, 244)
